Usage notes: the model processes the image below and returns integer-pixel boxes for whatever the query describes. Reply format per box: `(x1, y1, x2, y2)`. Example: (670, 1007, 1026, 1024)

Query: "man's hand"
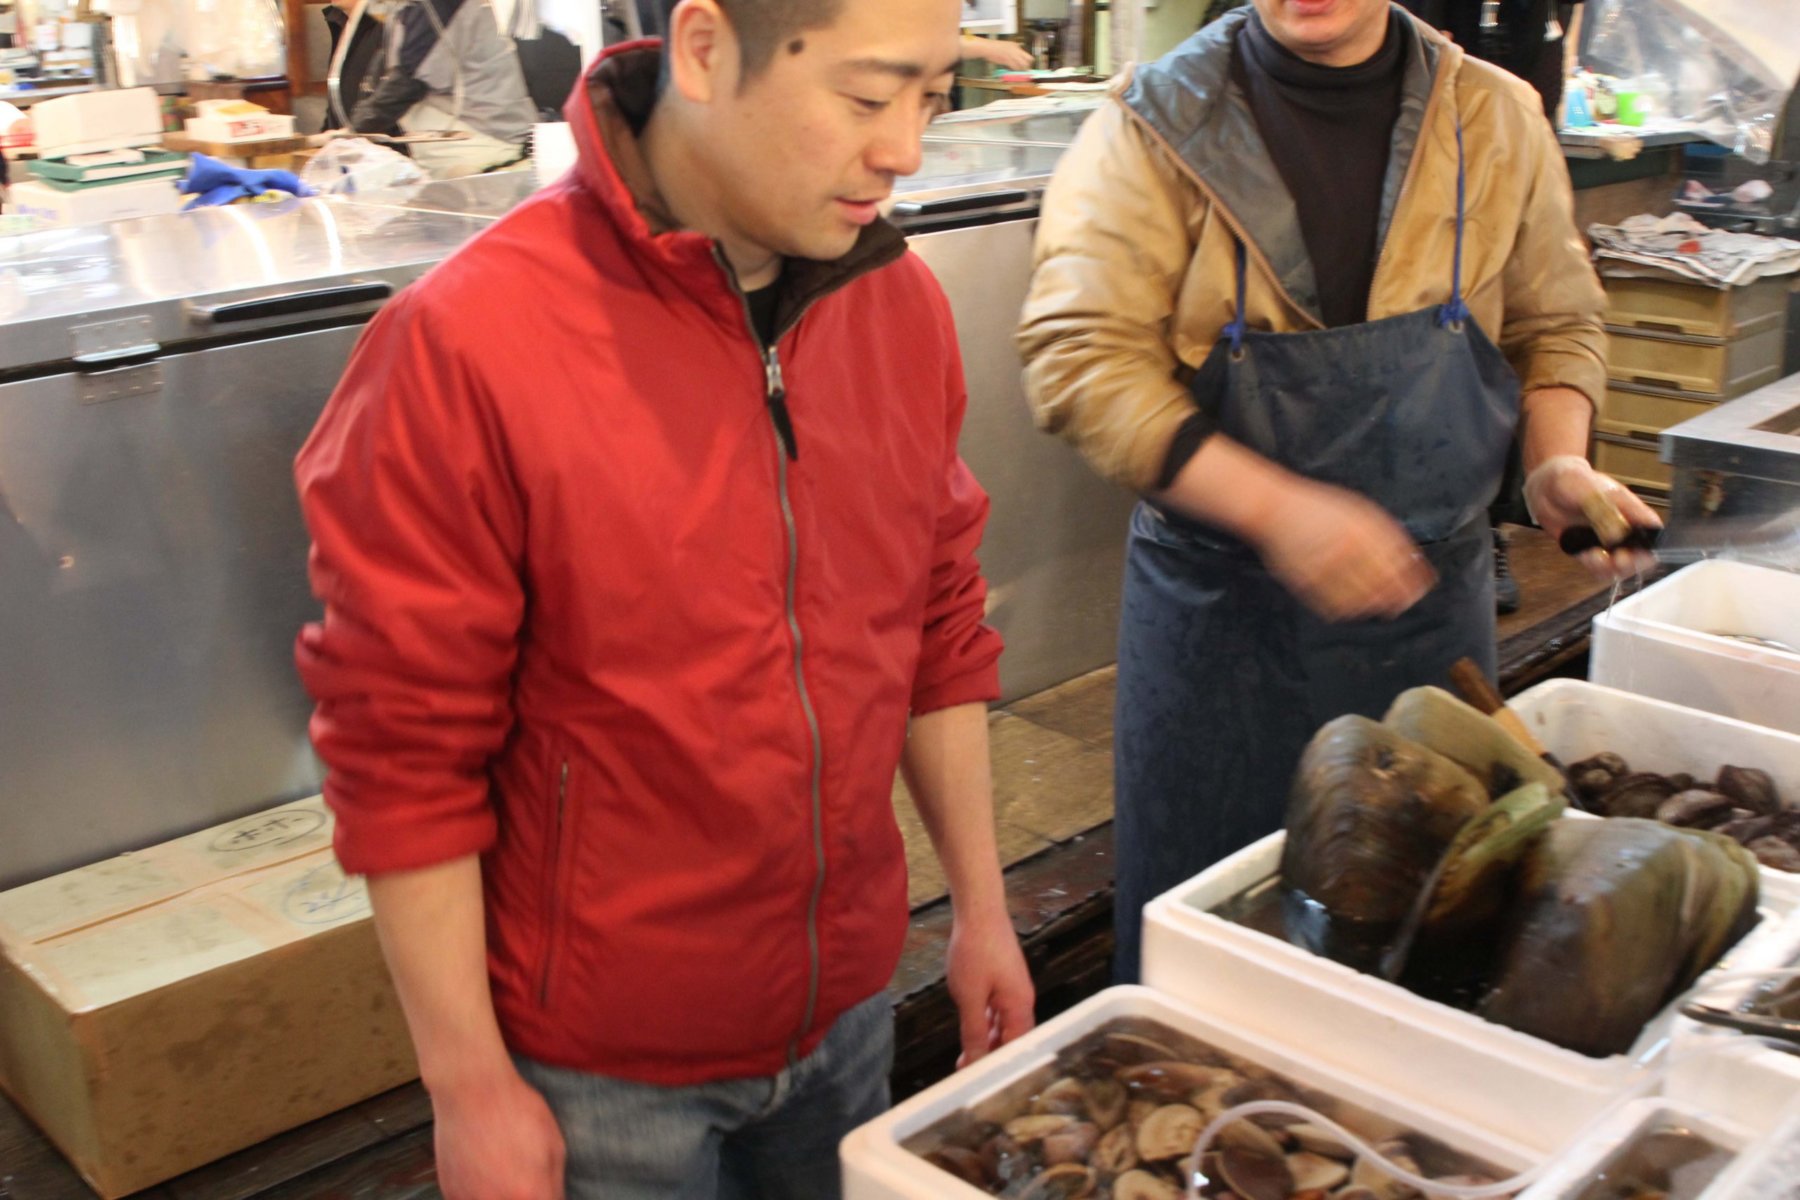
(1251, 477, 1435, 622)
(946, 908, 1035, 1069)
(1523, 454, 1662, 580)
(432, 1066, 567, 1200)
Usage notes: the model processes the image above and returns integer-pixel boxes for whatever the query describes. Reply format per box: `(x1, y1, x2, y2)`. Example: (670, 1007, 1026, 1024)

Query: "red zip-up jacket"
(294, 44, 1003, 1084)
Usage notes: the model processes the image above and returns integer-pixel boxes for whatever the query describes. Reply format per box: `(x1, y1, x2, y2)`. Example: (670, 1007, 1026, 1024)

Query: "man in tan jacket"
(1017, 0, 1656, 981)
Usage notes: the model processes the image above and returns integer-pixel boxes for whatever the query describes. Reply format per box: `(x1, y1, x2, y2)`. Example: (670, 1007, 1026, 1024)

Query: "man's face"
(1250, 0, 1391, 65)
(694, 0, 962, 265)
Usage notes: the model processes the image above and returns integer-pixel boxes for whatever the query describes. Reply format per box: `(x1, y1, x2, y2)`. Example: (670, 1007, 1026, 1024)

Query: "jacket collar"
(1121, 4, 1453, 326)
(561, 41, 908, 339)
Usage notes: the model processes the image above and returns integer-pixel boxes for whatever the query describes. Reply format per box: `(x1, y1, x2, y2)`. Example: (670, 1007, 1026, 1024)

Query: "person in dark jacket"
(294, 0, 1034, 1197)
(347, 0, 537, 176)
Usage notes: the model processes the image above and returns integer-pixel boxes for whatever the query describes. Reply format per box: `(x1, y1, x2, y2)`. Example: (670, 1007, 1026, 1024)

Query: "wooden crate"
(1604, 321, 1784, 397)
(1597, 383, 1721, 441)
(1592, 430, 1673, 491)
(1603, 273, 1788, 339)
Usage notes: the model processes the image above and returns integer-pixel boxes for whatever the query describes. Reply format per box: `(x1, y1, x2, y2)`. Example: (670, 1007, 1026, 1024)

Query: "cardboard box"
(184, 113, 296, 142)
(0, 798, 418, 1198)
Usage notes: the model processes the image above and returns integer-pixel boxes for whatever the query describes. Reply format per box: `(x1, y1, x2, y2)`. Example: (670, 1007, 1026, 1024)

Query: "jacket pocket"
(535, 753, 575, 1007)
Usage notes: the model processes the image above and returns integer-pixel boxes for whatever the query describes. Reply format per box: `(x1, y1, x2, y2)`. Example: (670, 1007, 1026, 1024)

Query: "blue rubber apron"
(1113, 128, 1520, 981)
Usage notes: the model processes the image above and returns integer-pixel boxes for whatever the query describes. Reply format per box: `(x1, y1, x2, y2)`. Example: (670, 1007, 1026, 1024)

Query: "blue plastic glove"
(178, 153, 317, 210)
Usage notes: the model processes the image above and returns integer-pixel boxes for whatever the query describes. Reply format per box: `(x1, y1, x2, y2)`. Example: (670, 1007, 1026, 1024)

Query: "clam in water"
(903, 1016, 1513, 1199)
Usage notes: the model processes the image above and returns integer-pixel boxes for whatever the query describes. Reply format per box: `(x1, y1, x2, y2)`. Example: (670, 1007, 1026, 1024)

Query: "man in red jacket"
(293, 0, 1035, 1196)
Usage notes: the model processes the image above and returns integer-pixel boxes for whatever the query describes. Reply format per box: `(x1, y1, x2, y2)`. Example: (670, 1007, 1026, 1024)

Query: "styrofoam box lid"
(1513, 1097, 1754, 1199)
(1145, 828, 1799, 1124)
(839, 985, 1537, 1200)
(1601, 560, 1800, 669)
(29, 87, 163, 154)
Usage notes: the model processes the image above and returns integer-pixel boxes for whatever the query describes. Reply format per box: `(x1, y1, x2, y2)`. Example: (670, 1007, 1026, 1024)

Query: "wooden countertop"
(0, 525, 1636, 1200)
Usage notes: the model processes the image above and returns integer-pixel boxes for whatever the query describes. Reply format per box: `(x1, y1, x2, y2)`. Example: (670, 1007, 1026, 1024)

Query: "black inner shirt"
(745, 279, 781, 347)
(1231, 10, 1409, 329)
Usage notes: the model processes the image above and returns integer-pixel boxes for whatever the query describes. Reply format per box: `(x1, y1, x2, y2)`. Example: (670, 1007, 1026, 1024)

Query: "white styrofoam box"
(184, 113, 296, 143)
(29, 87, 164, 157)
(5, 177, 182, 229)
(1514, 1098, 1754, 1199)
(1141, 822, 1800, 1155)
(840, 985, 1537, 1200)
(1511, 678, 1800, 905)
(1590, 560, 1800, 736)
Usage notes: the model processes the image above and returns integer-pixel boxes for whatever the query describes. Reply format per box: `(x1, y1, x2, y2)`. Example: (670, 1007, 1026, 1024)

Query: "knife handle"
(1559, 524, 1662, 556)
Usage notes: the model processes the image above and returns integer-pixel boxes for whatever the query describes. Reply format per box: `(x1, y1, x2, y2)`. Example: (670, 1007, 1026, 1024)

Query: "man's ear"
(664, 0, 738, 105)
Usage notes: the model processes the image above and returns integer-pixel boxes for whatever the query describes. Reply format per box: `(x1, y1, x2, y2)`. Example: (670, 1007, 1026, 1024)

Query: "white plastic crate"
(840, 985, 1538, 1200)
(1513, 1098, 1755, 1199)
(1511, 678, 1800, 913)
(1589, 561, 1800, 736)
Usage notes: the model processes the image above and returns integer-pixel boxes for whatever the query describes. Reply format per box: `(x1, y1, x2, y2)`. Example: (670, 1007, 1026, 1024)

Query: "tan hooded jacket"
(1017, 6, 1606, 494)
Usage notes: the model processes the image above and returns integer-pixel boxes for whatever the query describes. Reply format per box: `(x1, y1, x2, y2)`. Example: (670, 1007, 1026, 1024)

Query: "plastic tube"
(1182, 1100, 1551, 1200)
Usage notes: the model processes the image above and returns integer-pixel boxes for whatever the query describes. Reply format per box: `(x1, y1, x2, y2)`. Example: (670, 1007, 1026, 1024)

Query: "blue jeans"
(514, 992, 894, 1200)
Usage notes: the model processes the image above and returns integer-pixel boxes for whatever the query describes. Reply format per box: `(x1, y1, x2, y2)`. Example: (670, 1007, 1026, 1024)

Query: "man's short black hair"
(657, 0, 845, 81)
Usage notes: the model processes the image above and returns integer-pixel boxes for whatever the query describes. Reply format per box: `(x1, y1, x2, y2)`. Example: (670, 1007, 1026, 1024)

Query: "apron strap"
(1438, 122, 1471, 330)
(1226, 238, 1249, 357)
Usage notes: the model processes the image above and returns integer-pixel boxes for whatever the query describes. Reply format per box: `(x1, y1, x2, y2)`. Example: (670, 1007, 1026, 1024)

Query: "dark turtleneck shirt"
(1232, 8, 1409, 330)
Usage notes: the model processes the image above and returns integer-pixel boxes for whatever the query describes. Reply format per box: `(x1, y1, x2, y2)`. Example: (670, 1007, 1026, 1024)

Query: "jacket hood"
(1122, 4, 1459, 325)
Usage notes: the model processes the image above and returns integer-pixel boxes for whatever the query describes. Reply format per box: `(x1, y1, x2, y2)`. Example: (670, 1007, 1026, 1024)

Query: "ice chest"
(1588, 561, 1800, 736)
(1141, 680, 1800, 1154)
(839, 985, 1539, 1200)
(0, 797, 418, 1198)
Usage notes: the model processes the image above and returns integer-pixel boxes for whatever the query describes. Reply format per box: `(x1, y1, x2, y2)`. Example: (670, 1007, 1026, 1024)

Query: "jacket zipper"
(713, 247, 828, 1068)
(538, 759, 570, 1005)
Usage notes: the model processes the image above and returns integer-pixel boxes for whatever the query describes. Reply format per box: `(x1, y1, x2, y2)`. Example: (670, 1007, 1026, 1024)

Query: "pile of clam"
(1569, 755, 1800, 872)
(907, 1018, 1510, 1199)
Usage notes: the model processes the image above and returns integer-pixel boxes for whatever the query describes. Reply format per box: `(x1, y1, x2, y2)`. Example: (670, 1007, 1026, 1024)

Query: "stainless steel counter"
(0, 199, 495, 375)
(0, 113, 1130, 889)
(1664, 372, 1800, 522)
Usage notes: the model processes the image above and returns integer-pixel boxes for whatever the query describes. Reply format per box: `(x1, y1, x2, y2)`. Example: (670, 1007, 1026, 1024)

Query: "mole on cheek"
(788, 38, 805, 54)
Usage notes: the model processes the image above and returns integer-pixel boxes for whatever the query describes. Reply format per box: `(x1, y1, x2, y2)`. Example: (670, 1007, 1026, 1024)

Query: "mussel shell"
(1570, 752, 1630, 784)
(1747, 836, 1800, 873)
(1217, 1146, 1295, 1200)
(1601, 772, 1678, 819)
(1280, 716, 1489, 968)
(1717, 765, 1780, 815)
(1657, 790, 1738, 830)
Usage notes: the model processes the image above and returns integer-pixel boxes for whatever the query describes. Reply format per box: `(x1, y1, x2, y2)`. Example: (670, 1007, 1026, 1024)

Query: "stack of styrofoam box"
(840, 986, 1543, 1199)
(1591, 560, 1800, 736)
(9, 87, 180, 227)
(1137, 680, 1800, 1160)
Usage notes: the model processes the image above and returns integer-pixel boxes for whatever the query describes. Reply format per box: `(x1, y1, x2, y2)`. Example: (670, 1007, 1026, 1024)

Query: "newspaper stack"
(1589, 212, 1800, 288)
